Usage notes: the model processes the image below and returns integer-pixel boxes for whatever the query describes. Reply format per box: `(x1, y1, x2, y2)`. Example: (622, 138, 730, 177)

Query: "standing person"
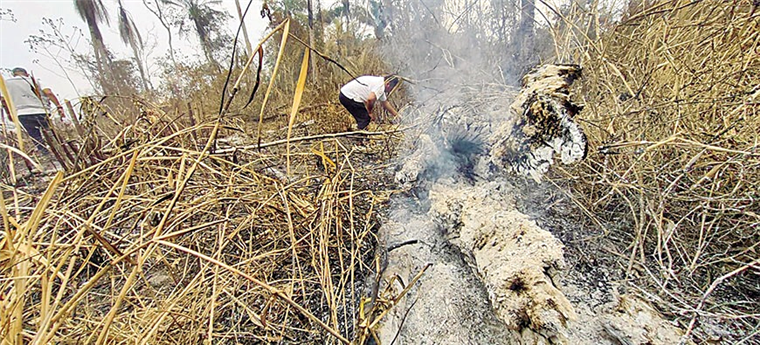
(339, 74, 401, 131)
(4, 67, 65, 155)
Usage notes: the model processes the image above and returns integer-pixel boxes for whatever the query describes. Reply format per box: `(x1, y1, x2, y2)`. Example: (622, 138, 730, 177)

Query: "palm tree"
(320, 2, 384, 38)
(74, 0, 112, 92)
(163, 0, 230, 68)
(117, 0, 151, 91)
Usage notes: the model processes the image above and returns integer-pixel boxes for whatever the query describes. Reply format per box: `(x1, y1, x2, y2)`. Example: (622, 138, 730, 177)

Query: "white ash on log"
(376, 63, 686, 345)
(490, 64, 588, 182)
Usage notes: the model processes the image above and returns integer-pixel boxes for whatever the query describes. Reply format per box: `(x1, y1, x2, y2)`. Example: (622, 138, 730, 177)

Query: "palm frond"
(74, 0, 110, 26)
(117, 1, 143, 48)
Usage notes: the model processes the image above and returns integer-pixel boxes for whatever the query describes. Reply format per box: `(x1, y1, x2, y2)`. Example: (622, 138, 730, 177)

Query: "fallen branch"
(214, 127, 410, 154)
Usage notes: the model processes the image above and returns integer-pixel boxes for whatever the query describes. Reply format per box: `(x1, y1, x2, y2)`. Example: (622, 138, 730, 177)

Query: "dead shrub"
(548, 0, 759, 341)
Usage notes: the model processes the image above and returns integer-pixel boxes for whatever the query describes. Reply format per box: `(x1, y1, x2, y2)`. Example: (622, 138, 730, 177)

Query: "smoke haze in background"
(375, 0, 548, 185)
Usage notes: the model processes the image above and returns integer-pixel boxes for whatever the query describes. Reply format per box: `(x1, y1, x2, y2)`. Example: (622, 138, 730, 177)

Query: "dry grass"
(1, 114, 401, 344)
(1, 19, 411, 344)
(548, 0, 759, 341)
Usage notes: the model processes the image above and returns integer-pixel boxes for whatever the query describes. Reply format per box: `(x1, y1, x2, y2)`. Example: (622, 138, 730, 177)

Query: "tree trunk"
(201, 39, 220, 70)
(234, 0, 253, 56)
(343, 0, 350, 26)
(511, 0, 536, 77)
(194, 21, 220, 71)
(129, 41, 151, 92)
(88, 28, 108, 93)
(316, 0, 324, 39)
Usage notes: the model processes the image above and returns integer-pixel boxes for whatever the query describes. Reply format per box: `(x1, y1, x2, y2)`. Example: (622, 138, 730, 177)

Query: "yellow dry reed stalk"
(547, 0, 759, 339)
(3, 172, 62, 344)
(358, 263, 432, 341)
(256, 19, 291, 146)
(278, 188, 307, 302)
(207, 252, 221, 344)
(77, 153, 139, 261)
(31, 151, 153, 342)
(101, 150, 140, 231)
(221, 19, 289, 117)
(1, 39, 410, 344)
(287, 47, 311, 175)
(0, 75, 26, 156)
(83, 150, 140, 343)
(92, 265, 138, 344)
(0, 143, 42, 172)
(0, 180, 10, 236)
(136, 270, 207, 344)
(148, 117, 226, 247)
(311, 142, 337, 173)
(216, 127, 408, 154)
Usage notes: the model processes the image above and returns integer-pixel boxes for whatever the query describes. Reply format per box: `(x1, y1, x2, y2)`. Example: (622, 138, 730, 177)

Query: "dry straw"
(548, 0, 759, 340)
(1, 21, 411, 344)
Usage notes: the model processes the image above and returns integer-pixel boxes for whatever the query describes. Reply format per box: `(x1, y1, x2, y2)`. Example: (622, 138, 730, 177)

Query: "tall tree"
(163, 0, 230, 69)
(117, 0, 151, 92)
(319, 2, 382, 38)
(74, 0, 113, 92)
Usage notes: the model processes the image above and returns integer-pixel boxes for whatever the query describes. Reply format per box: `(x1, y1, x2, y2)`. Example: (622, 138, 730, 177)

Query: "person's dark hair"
(12, 67, 27, 75)
(384, 74, 400, 94)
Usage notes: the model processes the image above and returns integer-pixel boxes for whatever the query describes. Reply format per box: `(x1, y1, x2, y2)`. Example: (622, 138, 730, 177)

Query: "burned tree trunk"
(490, 64, 587, 182)
(510, 0, 537, 76)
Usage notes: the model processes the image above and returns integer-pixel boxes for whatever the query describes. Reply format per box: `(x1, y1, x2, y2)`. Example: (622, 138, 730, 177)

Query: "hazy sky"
(0, 0, 268, 100)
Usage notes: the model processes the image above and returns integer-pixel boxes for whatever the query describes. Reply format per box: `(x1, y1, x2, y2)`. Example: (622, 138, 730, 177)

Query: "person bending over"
(339, 75, 400, 130)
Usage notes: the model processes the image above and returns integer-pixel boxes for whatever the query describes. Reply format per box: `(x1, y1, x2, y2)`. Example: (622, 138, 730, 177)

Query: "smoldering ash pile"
(369, 65, 686, 344)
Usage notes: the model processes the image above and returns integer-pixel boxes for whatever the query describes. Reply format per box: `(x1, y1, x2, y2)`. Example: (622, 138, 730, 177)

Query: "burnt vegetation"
(0, 0, 758, 343)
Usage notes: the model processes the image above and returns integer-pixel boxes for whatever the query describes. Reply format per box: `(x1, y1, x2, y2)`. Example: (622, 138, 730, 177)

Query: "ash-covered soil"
(375, 177, 686, 345)
(370, 65, 689, 344)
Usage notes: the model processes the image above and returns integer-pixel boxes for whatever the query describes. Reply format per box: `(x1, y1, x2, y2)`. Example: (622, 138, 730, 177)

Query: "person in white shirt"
(339, 75, 400, 130)
(2, 67, 65, 154)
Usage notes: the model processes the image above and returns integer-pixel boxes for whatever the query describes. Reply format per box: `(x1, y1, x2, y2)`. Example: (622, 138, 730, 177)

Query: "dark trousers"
(17, 113, 50, 154)
(339, 92, 370, 130)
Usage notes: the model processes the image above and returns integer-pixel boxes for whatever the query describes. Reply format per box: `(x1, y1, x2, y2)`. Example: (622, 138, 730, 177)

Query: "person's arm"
(365, 92, 378, 121)
(380, 100, 399, 118)
(42, 88, 65, 118)
(0, 97, 9, 121)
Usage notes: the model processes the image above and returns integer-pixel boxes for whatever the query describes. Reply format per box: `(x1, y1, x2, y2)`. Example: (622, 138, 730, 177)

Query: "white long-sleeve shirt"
(5, 76, 50, 116)
(340, 76, 387, 103)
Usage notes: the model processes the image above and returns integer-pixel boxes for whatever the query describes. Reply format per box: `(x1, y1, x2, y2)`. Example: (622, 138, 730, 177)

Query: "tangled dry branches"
(1, 100, 404, 343)
(551, 0, 759, 341)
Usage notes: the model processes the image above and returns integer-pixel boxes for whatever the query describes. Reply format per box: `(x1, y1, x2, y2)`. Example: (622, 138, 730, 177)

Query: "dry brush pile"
(551, 0, 759, 340)
(1, 19, 409, 344)
(1, 103, 406, 344)
(1, 103, 407, 344)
